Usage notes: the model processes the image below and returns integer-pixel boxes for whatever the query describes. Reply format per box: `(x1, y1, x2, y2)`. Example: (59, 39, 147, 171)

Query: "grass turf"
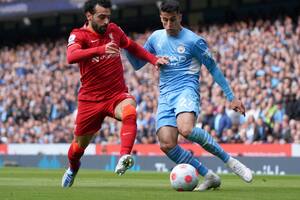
(0, 167, 299, 200)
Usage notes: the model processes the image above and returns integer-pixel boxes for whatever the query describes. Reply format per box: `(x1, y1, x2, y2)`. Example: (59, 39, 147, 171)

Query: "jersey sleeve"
(125, 35, 155, 70)
(67, 30, 85, 47)
(111, 24, 129, 48)
(144, 34, 157, 55)
(193, 38, 235, 101)
(143, 34, 156, 54)
(66, 29, 105, 64)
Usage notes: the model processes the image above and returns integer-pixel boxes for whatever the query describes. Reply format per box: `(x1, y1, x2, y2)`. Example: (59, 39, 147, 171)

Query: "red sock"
(68, 141, 85, 172)
(120, 105, 137, 155)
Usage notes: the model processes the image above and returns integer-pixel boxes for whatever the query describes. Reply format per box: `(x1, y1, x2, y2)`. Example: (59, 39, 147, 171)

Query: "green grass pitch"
(0, 167, 299, 200)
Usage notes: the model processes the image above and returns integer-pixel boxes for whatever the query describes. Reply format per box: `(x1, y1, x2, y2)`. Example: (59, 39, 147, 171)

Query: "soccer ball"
(170, 163, 199, 191)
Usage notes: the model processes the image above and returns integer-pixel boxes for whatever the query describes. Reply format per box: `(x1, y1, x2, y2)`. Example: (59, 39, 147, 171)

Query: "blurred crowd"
(0, 0, 16, 3)
(0, 16, 299, 144)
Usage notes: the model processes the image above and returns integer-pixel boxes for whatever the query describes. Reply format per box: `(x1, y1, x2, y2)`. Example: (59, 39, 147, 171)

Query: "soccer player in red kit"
(61, 0, 168, 187)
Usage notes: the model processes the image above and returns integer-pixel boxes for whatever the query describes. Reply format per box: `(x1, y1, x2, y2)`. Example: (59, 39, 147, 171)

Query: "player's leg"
(175, 89, 252, 183)
(68, 135, 93, 173)
(157, 126, 209, 177)
(156, 92, 211, 177)
(177, 112, 230, 163)
(157, 126, 220, 191)
(113, 97, 137, 175)
(62, 134, 94, 188)
(62, 100, 104, 187)
(175, 89, 229, 161)
(176, 112, 252, 182)
(155, 91, 220, 191)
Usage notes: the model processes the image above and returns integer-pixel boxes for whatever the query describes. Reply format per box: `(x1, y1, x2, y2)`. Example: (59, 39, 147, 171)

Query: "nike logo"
(91, 39, 99, 43)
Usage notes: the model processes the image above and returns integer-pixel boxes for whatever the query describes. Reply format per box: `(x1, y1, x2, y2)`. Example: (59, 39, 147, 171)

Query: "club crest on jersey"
(68, 34, 76, 46)
(177, 45, 185, 54)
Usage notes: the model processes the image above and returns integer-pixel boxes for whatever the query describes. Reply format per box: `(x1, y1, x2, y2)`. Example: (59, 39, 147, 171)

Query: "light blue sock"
(187, 127, 230, 163)
(166, 145, 208, 176)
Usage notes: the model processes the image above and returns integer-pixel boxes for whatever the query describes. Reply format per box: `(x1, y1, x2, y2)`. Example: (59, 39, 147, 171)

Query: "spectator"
(214, 105, 232, 138)
(0, 15, 299, 144)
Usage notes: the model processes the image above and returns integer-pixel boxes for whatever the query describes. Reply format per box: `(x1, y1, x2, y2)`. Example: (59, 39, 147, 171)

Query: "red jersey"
(67, 23, 157, 101)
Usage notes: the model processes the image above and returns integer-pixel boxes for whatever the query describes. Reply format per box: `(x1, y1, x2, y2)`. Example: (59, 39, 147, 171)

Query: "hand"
(154, 56, 169, 70)
(105, 42, 120, 55)
(230, 98, 246, 116)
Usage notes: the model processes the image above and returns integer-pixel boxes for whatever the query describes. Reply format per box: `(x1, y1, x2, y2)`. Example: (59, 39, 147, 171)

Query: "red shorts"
(74, 93, 135, 136)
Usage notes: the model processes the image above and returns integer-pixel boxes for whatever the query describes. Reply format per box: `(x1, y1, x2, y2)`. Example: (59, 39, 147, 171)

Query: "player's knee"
(76, 141, 88, 149)
(74, 135, 93, 149)
(178, 125, 193, 138)
(160, 142, 177, 153)
(122, 104, 137, 121)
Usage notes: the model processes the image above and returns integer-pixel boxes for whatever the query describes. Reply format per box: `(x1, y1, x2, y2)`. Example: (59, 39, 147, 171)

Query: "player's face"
(87, 4, 111, 34)
(160, 11, 182, 36)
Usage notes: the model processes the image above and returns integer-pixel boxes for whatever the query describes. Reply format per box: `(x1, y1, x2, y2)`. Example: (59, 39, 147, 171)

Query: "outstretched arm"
(124, 39, 168, 70)
(119, 31, 166, 70)
(123, 38, 157, 66)
(67, 44, 105, 64)
(125, 50, 148, 71)
(67, 42, 120, 64)
(194, 39, 235, 101)
(194, 38, 245, 115)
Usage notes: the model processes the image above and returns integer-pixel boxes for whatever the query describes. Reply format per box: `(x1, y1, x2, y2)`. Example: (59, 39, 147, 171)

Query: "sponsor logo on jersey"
(91, 54, 120, 62)
(168, 55, 186, 66)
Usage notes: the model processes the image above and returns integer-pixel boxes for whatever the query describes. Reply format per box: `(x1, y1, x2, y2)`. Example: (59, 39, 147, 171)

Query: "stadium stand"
(0, 0, 15, 3)
(0, 16, 299, 145)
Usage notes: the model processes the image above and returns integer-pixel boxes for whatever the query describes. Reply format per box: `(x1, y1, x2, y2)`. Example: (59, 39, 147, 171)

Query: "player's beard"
(92, 22, 107, 35)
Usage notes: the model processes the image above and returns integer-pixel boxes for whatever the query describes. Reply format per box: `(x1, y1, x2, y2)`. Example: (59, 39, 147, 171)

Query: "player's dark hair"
(160, 0, 180, 13)
(84, 0, 112, 14)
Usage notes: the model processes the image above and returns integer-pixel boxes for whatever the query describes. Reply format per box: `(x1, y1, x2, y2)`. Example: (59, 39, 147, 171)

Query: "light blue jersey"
(127, 27, 234, 131)
(145, 28, 202, 95)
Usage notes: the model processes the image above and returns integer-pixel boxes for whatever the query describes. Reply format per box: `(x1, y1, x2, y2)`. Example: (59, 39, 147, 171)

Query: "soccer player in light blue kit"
(127, 0, 253, 191)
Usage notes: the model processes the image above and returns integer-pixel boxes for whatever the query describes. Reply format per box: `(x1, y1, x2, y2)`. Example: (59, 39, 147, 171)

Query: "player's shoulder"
(68, 26, 91, 46)
(107, 22, 127, 38)
(108, 22, 118, 28)
(70, 25, 89, 34)
(69, 26, 90, 39)
(148, 29, 165, 41)
(152, 29, 165, 35)
(68, 28, 83, 46)
(183, 28, 210, 49)
(182, 27, 204, 43)
(108, 22, 123, 32)
(70, 27, 82, 33)
(69, 28, 80, 37)
(151, 29, 165, 37)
